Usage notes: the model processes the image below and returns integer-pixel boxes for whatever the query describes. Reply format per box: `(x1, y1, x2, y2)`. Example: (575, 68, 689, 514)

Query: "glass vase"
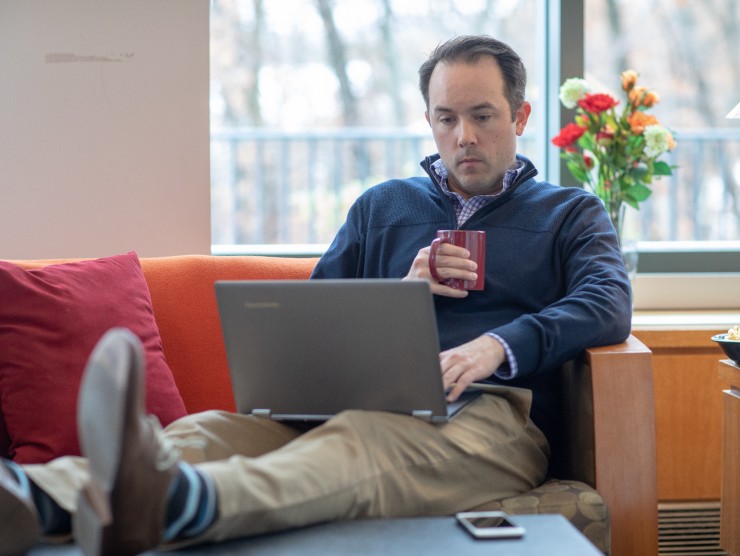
(620, 238, 639, 281)
(610, 203, 639, 281)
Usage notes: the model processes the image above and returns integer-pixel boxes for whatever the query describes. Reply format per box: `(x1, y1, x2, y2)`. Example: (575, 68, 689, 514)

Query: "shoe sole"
(74, 328, 143, 556)
(75, 483, 114, 556)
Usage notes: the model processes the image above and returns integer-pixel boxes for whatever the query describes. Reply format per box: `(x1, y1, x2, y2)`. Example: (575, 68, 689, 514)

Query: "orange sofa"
(11, 254, 657, 556)
(142, 255, 319, 414)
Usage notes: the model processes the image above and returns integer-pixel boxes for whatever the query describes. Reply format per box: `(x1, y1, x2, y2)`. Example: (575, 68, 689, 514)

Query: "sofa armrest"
(562, 334, 658, 556)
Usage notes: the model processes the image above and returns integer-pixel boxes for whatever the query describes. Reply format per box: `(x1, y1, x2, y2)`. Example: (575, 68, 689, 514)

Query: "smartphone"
(455, 511, 526, 539)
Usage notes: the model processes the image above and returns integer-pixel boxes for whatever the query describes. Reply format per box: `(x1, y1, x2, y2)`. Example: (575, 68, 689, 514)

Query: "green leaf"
(616, 173, 635, 189)
(566, 160, 590, 183)
(623, 182, 653, 203)
(626, 135, 642, 149)
(622, 197, 640, 210)
(653, 160, 673, 176)
(628, 165, 648, 180)
(579, 134, 596, 151)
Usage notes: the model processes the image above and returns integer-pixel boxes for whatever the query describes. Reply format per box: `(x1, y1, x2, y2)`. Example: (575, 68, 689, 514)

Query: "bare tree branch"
(379, 0, 404, 125)
(314, 0, 359, 126)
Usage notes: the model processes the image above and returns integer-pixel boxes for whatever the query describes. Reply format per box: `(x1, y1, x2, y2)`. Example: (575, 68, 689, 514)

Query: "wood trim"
(587, 336, 658, 556)
(719, 361, 740, 555)
(564, 336, 658, 556)
(718, 359, 740, 387)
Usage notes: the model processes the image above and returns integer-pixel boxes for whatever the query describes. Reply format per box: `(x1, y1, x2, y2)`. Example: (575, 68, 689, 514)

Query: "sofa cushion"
(467, 479, 610, 554)
(0, 252, 187, 463)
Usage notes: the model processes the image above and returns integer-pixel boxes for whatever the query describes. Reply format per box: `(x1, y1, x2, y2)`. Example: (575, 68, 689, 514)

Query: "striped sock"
(2, 459, 70, 535)
(2, 459, 31, 496)
(163, 462, 218, 542)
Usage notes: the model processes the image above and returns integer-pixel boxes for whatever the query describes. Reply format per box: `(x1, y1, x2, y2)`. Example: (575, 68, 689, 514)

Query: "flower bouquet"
(551, 71, 676, 242)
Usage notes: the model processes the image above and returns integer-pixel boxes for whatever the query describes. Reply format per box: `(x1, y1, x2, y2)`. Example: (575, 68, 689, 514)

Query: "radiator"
(659, 502, 727, 556)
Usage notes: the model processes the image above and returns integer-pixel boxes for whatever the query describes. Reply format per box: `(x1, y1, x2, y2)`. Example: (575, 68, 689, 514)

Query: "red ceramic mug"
(428, 230, 486, 291)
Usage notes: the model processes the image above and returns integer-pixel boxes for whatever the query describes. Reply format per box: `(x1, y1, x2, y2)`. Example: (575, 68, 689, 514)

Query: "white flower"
(559, 78, 590, 109)
(643, 124, 671, 157)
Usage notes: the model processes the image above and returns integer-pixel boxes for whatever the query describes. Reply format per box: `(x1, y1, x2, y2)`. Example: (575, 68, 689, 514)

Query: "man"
(0, 35, 631, 556)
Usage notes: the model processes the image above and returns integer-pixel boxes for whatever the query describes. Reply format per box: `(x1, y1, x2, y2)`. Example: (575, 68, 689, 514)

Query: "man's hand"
(403, 243, 478, 298)
(440, 335, 506, 402)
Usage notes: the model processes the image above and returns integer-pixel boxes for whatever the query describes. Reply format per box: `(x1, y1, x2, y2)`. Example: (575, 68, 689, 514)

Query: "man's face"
(425, 57, 531, 198)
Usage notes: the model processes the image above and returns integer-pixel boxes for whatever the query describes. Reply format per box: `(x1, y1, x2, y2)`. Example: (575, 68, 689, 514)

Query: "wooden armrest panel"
(563, 334, 658, 556)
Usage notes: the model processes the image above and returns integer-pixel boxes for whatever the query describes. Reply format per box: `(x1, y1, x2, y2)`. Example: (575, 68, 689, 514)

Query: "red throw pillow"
(0, 252, 187, 463)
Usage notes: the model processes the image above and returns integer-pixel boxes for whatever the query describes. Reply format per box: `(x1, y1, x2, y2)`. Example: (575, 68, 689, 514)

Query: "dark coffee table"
(28, 514, 602, 555)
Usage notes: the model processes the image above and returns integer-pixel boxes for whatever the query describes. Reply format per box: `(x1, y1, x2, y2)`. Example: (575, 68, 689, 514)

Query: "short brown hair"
(418, 35, 527, 121)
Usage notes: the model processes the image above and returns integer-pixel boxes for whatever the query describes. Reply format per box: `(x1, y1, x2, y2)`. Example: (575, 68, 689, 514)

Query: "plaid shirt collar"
(431, 159, 525, 226)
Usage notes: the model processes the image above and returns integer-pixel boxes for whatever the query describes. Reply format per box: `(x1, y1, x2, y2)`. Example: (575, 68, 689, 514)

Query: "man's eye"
(476, 114, 492, 122)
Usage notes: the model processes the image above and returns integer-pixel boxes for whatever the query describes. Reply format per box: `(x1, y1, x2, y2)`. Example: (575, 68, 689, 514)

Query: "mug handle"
(428, 237, 450, 282)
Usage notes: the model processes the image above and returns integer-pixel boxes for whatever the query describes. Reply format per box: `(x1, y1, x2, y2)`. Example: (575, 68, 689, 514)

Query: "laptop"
(214, 279, 480, 423)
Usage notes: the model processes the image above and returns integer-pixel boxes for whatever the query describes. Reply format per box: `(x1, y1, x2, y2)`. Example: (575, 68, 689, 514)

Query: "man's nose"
(456, 120, 477, 147)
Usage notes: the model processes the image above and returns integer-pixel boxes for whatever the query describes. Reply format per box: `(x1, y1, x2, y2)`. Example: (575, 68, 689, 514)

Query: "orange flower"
(628, 86, 659, 108)
(641, 90, 660, 108)
(627, 111, 659, 134)
(629, 86, 645, 106)
(666, 130, 677, 150)
(620, 70, 638, 92)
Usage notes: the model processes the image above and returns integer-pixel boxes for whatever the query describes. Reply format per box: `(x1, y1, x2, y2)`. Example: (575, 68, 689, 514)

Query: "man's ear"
(425, 111, 431, 126)
(515, 101, 531, 136)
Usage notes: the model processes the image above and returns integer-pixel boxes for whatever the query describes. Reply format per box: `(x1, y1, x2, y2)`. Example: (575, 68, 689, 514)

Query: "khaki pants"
(24, 386, 549, 546)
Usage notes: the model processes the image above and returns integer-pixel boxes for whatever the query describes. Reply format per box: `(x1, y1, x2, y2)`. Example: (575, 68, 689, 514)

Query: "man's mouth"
(458, 157, 482, 167)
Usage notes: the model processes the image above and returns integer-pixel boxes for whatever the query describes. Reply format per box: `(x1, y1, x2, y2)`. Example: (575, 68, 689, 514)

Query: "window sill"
(632, 273, 740, 311)
(212, 244, 327, 258)
(633, 310, 740, 330)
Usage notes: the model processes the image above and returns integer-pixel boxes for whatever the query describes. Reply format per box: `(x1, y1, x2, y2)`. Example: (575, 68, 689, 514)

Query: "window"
(583, 0, 740, 246)
(581, 0, 740, 309)
(209, 0, 740, 305)
(210, 0, 544, 254)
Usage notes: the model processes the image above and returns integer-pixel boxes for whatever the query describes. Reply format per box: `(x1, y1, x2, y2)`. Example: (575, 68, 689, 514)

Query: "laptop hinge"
(251, 409, 272, 418)
(412, 410, 433, 422)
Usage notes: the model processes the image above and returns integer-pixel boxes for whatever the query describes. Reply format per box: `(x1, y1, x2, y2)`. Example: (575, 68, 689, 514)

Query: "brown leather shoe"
(74, 328, 180, 556)
(0, 461, 39, 556)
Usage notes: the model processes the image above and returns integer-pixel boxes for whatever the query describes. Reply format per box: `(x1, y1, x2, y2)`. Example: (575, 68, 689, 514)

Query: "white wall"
(0, 0, 210, 259)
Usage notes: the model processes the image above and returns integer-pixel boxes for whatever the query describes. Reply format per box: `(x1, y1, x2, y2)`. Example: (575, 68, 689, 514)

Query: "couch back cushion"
(138, 255, 318, 413)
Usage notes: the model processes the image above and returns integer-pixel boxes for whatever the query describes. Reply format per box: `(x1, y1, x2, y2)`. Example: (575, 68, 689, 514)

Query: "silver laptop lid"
(215, 279, 454, 422)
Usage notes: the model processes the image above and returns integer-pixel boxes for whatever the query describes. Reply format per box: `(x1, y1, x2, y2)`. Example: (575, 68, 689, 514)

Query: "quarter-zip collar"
(420, 153, 539, 227)
(420, 153, 538, 196)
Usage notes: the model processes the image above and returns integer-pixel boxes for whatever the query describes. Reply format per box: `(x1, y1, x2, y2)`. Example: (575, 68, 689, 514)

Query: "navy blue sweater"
(311, 154, 632, 447)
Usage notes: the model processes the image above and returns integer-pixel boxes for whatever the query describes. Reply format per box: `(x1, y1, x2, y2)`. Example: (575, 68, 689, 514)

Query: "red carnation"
(577, 93, 619, 114)
(551, 123, 586, 148)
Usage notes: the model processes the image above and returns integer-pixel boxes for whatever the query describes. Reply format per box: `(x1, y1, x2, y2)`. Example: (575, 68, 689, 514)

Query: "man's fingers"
(430, 283, 469, 298)
(446, 375, 474, 402)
